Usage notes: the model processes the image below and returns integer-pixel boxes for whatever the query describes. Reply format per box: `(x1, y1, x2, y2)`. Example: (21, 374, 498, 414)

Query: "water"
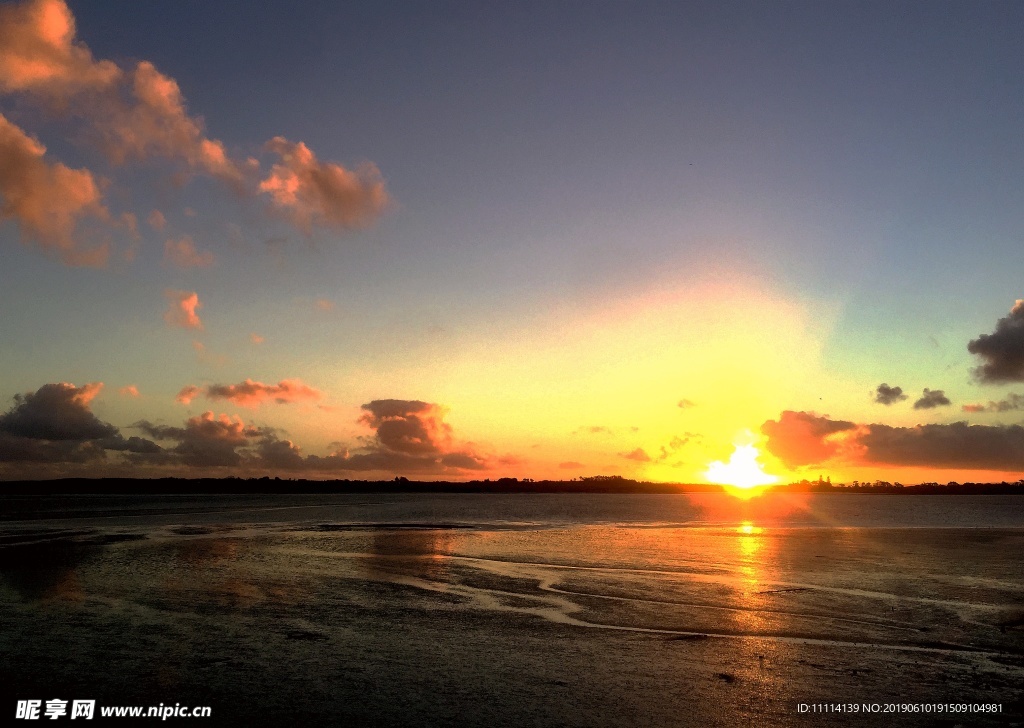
(0, 493, 1022, 726)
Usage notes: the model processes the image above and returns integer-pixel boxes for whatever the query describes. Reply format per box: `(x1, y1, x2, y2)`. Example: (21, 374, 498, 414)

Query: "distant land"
(2, 475, 1024, 496)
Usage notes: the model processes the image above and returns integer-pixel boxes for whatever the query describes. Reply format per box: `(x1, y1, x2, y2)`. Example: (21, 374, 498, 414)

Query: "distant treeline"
(2, 475, 1024, 495)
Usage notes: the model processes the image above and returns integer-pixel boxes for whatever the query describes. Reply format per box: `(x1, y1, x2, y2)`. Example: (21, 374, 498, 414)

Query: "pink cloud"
(314, 298, 335, 311)
(259, 137, 388, 232)
(204, 378, 323, 408)
(0, 112, 109, 265)
(119, 385, 140, 398)
(163, 289, 202, 330)
(163, 235, 214, 268)
(250, 333, 264, 345)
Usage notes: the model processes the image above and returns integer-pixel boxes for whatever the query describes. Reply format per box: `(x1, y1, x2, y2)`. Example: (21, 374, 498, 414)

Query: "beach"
(0, 493, 1022, 726)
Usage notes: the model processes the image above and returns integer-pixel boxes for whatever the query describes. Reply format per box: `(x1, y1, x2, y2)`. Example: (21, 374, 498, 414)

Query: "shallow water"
(1, 493, 1022, 726)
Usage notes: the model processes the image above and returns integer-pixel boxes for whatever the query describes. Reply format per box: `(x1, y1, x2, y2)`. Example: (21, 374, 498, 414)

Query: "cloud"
(968, 300, 1024, 383)
(176, 385, 200, 405)
(0, 113, 109, 265)
(0, 381, 159, 464)
(163, 289, 202, 329)
(874, 383, 907, 405)
(861, 422, 1024, 471)
(314, 297, 335, 312)
(619, 447, 651, 462)
(0, 385, 494, 476)
(200, 378, 322, 408)
(760, 410, 858, 469)
(163, 235, 214, 268)
(762, 409, 1024, 472)
(358, 400, 452, 455)
(250, 333, 264, 345)
(0, 0, 390, 266)
(91, 60, 244, 183)
(0, 0, 120, 98)
(147, 209, 165, 230)
(272, 399, 491, 474)
(962, 393, 1024, 413)
(133, 398, 490, 475)
(119, 385, 139, 398)
(0, 382, 112, 440)
(677, 399, 696, 409)
(0, 0, 240, 180)
(573, 425, 613, 436)
(558, 461, 584, 469)
(259, 137, 389, 232)
(137, 411, 264, 467)
(913, 388, 951, 410)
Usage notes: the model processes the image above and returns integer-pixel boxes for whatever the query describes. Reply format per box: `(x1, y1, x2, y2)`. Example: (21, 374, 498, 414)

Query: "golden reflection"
(730, 520, 775, 634)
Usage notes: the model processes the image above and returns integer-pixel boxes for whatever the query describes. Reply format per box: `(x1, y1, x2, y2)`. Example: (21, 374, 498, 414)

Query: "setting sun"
(704, 439, 779, 496)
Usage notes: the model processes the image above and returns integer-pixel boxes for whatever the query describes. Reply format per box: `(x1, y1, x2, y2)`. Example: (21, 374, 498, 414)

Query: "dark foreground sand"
(0, 494, 1021, 726)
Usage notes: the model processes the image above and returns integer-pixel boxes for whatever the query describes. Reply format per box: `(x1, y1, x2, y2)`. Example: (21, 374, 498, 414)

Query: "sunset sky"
(2, 0, 1024, 483)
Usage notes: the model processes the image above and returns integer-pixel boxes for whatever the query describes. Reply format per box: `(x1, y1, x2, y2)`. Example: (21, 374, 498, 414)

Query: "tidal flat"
(0, 493, 1022, 726)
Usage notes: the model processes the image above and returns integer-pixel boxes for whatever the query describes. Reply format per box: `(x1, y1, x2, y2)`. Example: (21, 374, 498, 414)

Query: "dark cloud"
(760, 411, 857, 469)
(135, 411, 266, 467)
(761, 410, 1024, 471)
(874, 383, 907, 406)
(860, 422, 1024, 470)
(968, 300, 1024, 383)
(0, 382, 160, 464)
(0, 382, 115, 440)
(913, 388, 951, 410)
(134, 399, 493, 476)
(0, 434, 105, 463)
(962, 393, 1024, 413)
(0, 385, 493, 476)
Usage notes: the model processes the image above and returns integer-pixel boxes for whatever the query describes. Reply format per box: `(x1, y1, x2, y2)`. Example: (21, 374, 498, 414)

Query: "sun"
(704, 438, 778, 498)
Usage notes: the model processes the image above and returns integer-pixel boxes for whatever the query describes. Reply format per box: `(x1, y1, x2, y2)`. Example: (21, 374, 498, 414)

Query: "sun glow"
(705, 439, 778, 499)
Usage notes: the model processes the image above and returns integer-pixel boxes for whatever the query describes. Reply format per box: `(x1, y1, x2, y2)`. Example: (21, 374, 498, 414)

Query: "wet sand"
(0, 494, 1021, 726)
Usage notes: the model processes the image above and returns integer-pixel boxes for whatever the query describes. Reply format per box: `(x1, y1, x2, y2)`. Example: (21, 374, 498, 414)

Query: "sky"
(2, 0, 1024, 484)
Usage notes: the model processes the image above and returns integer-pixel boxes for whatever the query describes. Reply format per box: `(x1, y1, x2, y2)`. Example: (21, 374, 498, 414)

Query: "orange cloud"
(761, 410, 857, 468)
(119, 385, 140, 398)
(259, 137, 388, 232)
(93, 61, 243, 183)
(0, 0, 120, 98)
(0, 0, 391, 265)
(201, 378, 322, 408)
(314, 298, 335, 311)
(0, 113, 109, 265)
(250, 333, 264, 345)
(163, 235, 214, 268)
(176, 385, 200, 405)
(163, 289, 202, 330)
